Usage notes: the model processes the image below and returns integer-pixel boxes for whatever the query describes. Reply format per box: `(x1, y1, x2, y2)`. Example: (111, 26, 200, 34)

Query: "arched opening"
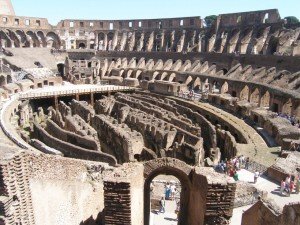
(37, 31, 47, 47)
(221, 81, 229, 94)
(260, 91, 270, 108)
(282, 98, 292, 115)
(98, 32, 106, 51)
(0, 30, 12, 48)
(57, 63, 65, 77)
(263, 13, 269, 23)
(78, 43, 86, 49)
(26, 31, 40, 47)
(107, 32, 114, 51)
(0, 75, 6, 86)
(149, 175, 181, 223)
(7, 30, 20, 47)
(46, 32, 61, 49)
(221, 68, 228, 75)
(250, 88, 260, 105)
(212, 81, 221, 93)
(239, 86, 249, 101)
(268, 36, 278, 55)
(7, 75, 12, 84)
(144, 165, 192, 225)
(192, 77, 201, 93)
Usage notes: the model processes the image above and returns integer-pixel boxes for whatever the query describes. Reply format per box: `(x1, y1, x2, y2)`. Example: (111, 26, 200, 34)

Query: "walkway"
(229, 169, 300, 225)
(19, 84, 135, 99)
(150, 200, 177, 225)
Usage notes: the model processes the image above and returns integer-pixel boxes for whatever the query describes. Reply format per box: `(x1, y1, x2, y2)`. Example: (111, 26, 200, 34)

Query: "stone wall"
(1, 152, 113, 225)
(32, 122, 117, 165)
(242, 201, 300, 225)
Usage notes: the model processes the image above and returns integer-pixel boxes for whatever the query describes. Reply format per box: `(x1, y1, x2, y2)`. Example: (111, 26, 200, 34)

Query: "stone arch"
(89, 32, 96, 49)
(263, 13, 269, 23)
(260, 91, 270, 108)
(192, 77, 201, 92)
(78, 42, 86, 49)
(168, 72, 176, 82)
(46, 32, 61, 49)
(250, 88, 260, 105)
(36, 31, 47, 47)
(0, 30, 12, 48)
(221, 68, 228, 75)
(267, 36, 279, 55)
(144, 158, 195, 225)
(7, 75, 12, 84)
(16, 30, 30, 47)
(107, 32, 114, 51)
(98, 32, 107, 50)
(161, 72, 169, 81)
(239, 27, 253, 54)
(0, 75, 6, 86)
(221, 81, 229, 94)
(282, 98, 292, 115)
(26, 31, 40, 47)
(212, 80, 221, 93)
(7, 30, 20, 47)
(240, 85, 249, 101)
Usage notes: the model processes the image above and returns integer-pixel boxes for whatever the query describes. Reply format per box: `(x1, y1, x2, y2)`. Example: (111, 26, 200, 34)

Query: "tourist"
(285, 181, 291, 196)
(159, 197, 165, 213)
(286, 175, 291, 186)
(165, 183, 171, 200)
(290, 180, 295, 194)
(296, 176, 300, 194)
(280, 180, 286, 195)
(254, 171, 260, 184)
(233, 170, 239, 181)
(245, 157, 250, 170)
(171, 183, 176, 200)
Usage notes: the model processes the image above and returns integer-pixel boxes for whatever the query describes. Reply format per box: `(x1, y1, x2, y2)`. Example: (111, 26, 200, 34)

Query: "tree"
(284, 16, 299, 24)
(204, 15, 217, 27)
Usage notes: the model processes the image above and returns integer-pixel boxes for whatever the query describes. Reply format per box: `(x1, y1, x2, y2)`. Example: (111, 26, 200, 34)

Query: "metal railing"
(19, 85, 136, 99)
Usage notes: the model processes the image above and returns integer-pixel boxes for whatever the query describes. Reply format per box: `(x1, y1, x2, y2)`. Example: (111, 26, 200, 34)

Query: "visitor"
(286, 175, 291, 186)
(159, 197, 165, 213)
(285, 181, 291, 196)
(171, 183, 176, 200)
(254, 171, 260, 184)
(233, 170, 239, 181)
(280, 180, 286, 195)
(290, 180, 295, 194)
(296, 176, 300, 194)
(165, 183, 171, 200)
(245, 157, 250, 170)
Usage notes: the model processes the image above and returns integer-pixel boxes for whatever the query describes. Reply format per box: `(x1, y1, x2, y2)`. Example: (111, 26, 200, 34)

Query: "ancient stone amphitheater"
(0, 3, 299, 225)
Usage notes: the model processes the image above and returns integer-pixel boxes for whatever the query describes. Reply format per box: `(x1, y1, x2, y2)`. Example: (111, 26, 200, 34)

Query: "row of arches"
(95, 30, 202, 52)
(0, 29, 61, 49)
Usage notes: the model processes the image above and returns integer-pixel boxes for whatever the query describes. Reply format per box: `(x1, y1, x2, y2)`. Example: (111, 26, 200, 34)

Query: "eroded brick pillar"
(104, 181, 132, 225)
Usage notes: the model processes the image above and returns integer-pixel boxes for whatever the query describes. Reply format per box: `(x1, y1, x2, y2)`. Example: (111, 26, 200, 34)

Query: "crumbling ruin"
(0, 1, 300, 225)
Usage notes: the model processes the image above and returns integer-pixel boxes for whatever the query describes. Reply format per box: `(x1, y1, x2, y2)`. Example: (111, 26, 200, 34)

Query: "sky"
(11, 0, 299, 25)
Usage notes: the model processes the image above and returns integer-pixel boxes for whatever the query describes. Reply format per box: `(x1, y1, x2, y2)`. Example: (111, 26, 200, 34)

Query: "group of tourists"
(276, 113, 300, 129)
(158, 182, 180, 219)
(178, 89, 197, 100)
(280, 174, 300, 196)
(215, 155, 250, 179)
(215, 156, 262, 184)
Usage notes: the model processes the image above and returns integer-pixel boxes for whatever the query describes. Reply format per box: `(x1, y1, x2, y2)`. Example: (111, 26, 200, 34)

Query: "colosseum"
(0, 1, 299, 225)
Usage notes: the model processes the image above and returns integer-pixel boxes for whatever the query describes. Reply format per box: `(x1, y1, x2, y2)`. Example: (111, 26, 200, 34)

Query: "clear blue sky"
(12, 0, 299, 25)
